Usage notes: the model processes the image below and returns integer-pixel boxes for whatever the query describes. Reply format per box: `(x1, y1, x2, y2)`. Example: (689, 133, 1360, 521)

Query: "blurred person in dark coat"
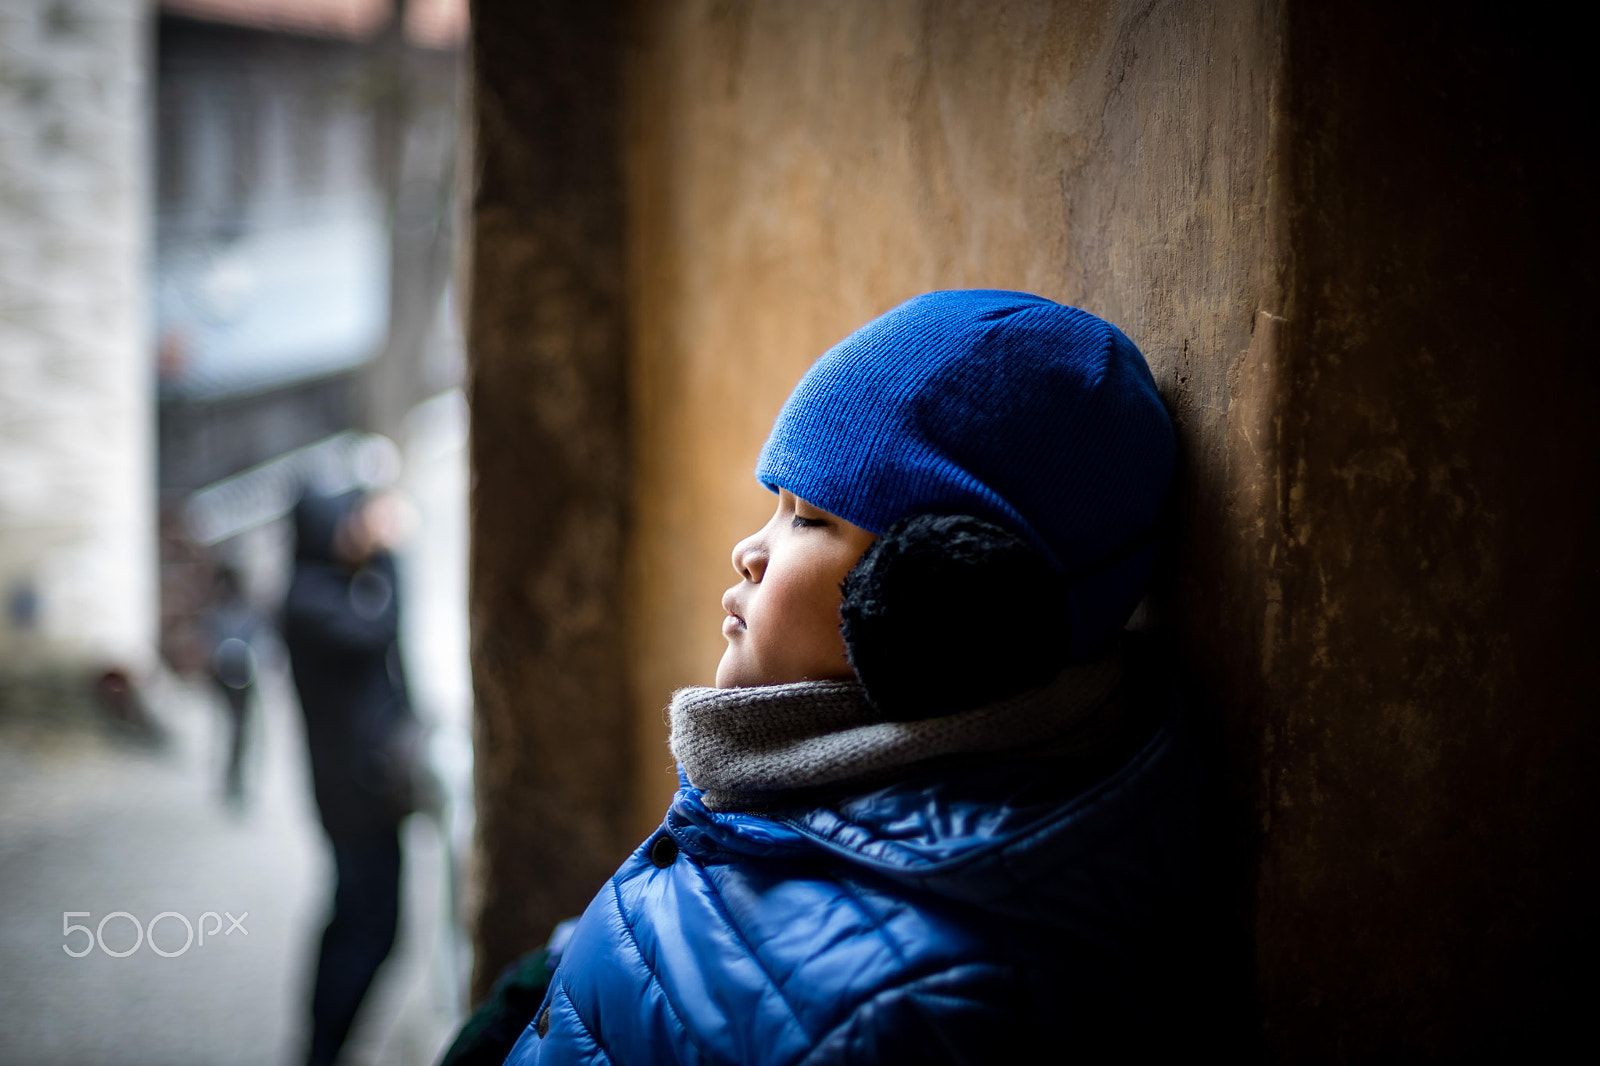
(205, 563, 259, 805)
(283, 489, 418, 1066)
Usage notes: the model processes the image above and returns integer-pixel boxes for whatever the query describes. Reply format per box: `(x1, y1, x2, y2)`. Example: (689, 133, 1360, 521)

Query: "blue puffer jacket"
(506, 693, 1201, 1065)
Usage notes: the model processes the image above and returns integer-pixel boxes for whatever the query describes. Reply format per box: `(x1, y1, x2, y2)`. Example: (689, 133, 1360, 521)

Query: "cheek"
(754, 564, 848, 664)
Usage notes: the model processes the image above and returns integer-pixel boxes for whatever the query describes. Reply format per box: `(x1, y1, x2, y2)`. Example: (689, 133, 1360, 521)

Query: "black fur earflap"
(839, 514, 1071, 721)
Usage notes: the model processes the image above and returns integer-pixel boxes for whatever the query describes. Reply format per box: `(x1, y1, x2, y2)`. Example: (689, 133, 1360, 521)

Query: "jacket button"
(536, 1005, 550, 1037)
(650, 834, 679, 868)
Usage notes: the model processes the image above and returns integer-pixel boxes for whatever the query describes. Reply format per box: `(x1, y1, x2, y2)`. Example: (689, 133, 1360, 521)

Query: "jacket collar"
(664, 645, 1194, 928)
(669, 656, 1123, 812)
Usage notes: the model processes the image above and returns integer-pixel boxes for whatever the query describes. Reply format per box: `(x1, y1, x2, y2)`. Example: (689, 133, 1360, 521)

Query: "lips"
(721, 589, 746, 634)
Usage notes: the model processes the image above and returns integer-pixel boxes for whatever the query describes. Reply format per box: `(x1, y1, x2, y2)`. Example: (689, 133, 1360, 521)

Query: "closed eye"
(791, 515, 827, 529)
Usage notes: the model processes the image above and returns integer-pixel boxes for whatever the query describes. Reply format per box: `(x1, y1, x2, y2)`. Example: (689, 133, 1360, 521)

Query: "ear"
(839, 514, 1070, 720)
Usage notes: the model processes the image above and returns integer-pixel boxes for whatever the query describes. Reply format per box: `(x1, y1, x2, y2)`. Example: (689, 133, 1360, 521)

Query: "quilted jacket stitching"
(778, 715, 1174, 877)
(697, 861, 812, 1046)
(794, 964, 1009, 1066)
(607, 873, 712, 1064)
(550, 982, 615, 1065)
(828, 872, 910, 968)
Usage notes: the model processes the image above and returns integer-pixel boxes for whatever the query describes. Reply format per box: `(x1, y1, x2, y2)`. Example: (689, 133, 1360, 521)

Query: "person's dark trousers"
(306, 829, 402, 1066)
(218, 681, 251, 802)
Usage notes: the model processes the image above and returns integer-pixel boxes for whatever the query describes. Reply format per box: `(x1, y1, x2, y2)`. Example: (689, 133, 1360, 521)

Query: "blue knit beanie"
(756, 289, 1175, 660)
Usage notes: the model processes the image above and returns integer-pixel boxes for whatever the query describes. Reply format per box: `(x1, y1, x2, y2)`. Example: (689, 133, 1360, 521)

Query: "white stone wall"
(0, 0, 154, 672)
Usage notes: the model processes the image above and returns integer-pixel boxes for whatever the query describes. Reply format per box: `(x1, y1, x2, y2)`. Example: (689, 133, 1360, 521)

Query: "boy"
(499, 290, 1198, 1063)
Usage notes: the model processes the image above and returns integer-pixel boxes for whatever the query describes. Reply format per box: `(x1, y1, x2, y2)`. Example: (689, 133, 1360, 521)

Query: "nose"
(731, 530, 767, 583)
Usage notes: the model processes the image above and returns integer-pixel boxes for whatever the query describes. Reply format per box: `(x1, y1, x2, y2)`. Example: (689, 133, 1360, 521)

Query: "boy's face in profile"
(717, 489, 876, 688)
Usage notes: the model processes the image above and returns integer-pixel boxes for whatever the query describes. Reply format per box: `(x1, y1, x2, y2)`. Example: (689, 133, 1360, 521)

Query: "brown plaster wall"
(466, 0, 1597, 1050)
(623, 0, 1286, 844)
(465, 0, 633, 996)
(1256, 5, 1598, 1056)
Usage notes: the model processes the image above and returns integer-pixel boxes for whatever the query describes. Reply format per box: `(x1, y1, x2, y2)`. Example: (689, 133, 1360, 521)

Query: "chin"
(713, 653, 741, 689)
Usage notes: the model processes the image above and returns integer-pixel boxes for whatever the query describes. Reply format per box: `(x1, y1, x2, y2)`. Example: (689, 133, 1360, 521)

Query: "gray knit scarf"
(668, 656, 1126, 812)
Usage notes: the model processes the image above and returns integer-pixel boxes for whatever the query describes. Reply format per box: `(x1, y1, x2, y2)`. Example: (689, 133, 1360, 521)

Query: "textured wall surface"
(468, 0, 1596, 1051)
(0, 0, 154, 673)
(1254, 6, 1597, 1056)
(623, 0, 1285, 838)
(464, 0, 633, 997)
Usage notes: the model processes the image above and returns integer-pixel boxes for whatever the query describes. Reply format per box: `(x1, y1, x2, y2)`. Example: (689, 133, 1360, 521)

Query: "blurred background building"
(1, 0, 153, 688)
(153, 0, 464, 668)
(2, 0, 466, 702)
(2, 2, 471, 1063)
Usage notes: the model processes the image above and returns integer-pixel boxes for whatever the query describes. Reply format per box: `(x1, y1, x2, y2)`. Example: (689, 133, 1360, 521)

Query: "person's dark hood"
(293, 490, 364, 563)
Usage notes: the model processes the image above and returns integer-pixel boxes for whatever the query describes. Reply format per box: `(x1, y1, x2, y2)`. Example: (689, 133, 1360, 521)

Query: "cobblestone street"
(0, 663, 462, 1066)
